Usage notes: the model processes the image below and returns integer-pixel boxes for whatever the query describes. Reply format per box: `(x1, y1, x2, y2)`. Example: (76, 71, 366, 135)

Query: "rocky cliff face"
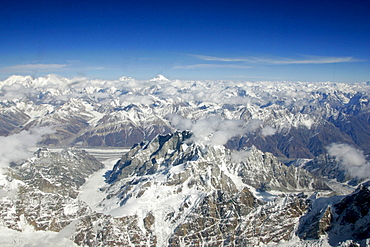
(169, 192, 309, 246)
(0, 148, 104, 232)
(298, 184, 370, 246)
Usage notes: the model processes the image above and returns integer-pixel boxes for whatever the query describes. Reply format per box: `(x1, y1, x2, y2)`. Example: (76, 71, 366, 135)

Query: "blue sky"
(0, 0, 369, 82)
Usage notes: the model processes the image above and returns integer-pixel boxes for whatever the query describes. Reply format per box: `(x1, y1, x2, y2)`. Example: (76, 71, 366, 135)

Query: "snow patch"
(0, 225, 78, 247)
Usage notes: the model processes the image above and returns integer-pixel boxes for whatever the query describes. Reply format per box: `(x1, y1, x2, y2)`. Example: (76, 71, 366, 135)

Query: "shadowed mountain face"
(298, 184, 370, 246)
(1, 75, 369, 159)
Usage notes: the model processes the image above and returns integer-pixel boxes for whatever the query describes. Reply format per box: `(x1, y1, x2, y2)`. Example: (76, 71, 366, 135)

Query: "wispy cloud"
(174, 54, 362, 71)
(193, 55, 249, 62)
(256, 56, 360, 64)
(174, 64, 252, 69)
(0, 63, 110, 75)
(81, 66, 106, 70)
(229, 75, 285, 79)
(167, 114, 246, 146)
(192, 54, 362, 65)
(2, 63, 69, 72)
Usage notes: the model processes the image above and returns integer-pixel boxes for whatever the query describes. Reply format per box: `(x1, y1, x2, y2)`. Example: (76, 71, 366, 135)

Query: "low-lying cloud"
(167, 114, 245, 146)
(166, 114, 275, 146)
(0, 127, 53, 172)
(231, 149, 253, 163)
(261, 125, 276, 136)
(326, 143, 370, 179)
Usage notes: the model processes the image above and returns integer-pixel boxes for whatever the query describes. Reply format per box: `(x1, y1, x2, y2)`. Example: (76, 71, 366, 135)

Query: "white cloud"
(261, 125, 276, 136)
(326, 143, 370, 179)
(245, 119, 263, 133)
(262, 56, 359, 65)
(1, 83, 39, 100)
(231, 149, 253, 163)
(166, 114, 245, 146)
(192, 54, 361, 65)
(0, 127, 54, 172)
(2, 64, 69, 72)
(192, 54, 249, 62)
(166, 114, 192, 130)
(174, 64, 252, 69)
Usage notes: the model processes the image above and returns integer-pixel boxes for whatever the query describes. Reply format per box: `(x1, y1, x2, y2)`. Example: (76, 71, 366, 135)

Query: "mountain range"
(1, 74, 369, 159)
(0, 75, 370, 246)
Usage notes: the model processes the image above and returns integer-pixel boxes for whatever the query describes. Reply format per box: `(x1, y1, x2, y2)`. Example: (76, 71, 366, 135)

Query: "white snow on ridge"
(81, 101, 105, 126)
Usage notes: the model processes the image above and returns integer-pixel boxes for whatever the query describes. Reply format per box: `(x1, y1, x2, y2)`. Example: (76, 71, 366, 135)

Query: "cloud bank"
(0, 127, 53, 172)
(167, 114, 245, 146)
(167, 114, 276, 146)
(326, 143, 370, 179)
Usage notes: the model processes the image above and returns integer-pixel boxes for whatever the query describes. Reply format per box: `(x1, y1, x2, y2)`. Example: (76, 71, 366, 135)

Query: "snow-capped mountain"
(0, 75, 370, 246)
(150, 74, 170, 82)
(1, 132, 369, 246)
(98, 131, 330, 245)
(1, 74, 369, 160)
(0, 148, 103, 244)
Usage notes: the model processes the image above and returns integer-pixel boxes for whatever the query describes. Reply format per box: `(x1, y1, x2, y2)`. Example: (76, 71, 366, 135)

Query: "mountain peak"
(1, 75, 34, 87)
(150, 74, 169, 82)
(34, 147, 52, 158)
(119, 76, 134, 81)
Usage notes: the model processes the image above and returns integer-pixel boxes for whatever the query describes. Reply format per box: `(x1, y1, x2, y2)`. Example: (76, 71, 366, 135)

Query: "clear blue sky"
(0, 0, 369, 82)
